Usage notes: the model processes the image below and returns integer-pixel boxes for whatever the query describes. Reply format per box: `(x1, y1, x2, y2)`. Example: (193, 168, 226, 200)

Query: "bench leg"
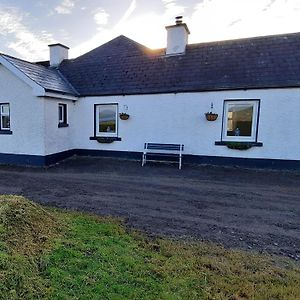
(142, 153, 146, 166)
(179, 154, 182, 169)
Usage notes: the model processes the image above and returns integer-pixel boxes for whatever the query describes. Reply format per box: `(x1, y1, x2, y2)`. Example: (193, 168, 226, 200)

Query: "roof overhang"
(0, 54, 45, 96)
(0, 55, 78, 101)
(43, 91, 78, 101)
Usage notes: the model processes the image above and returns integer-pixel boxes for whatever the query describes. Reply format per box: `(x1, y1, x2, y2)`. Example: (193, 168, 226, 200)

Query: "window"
(222, 100, 260, 142)
(95, 104, 118, 137)
(58, 103, 68, 127)
(0, 104, 10, 131)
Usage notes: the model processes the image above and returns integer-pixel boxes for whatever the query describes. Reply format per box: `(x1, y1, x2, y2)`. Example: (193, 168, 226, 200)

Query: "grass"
(0, 196, 299, 299)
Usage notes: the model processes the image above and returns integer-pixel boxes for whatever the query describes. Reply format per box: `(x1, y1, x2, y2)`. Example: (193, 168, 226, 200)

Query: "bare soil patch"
(0, 156, 299, 260)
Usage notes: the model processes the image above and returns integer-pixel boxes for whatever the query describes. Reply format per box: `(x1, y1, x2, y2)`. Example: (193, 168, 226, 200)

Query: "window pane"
(99, 105, 116, 133)
(59, 106, 63, 122)
(1, 116, 10, 129)
(1, 104, 9, 115)
(227, 104, 253, 137)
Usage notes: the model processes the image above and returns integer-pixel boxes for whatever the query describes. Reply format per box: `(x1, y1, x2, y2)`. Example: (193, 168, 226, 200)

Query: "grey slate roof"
(58, 33, 300, 96)
(0, 54, 78, 96)
(2, 32, 300, 97)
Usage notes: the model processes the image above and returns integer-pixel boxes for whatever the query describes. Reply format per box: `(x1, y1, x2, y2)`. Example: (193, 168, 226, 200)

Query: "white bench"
(142, 143, 184, 169)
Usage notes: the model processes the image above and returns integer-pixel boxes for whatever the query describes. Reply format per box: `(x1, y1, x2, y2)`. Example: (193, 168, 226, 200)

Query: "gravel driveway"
(0, 156, 299, 260)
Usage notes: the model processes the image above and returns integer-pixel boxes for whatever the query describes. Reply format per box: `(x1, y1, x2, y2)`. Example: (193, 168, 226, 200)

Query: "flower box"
(226, 142, 252, 150)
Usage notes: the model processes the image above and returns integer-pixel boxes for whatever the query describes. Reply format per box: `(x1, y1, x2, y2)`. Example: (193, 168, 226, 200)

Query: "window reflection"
(99, 105, 116, 133)
(227, 104, 253, 137)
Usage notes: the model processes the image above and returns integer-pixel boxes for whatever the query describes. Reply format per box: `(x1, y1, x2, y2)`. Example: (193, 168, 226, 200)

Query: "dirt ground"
(0, 156, 299, 260)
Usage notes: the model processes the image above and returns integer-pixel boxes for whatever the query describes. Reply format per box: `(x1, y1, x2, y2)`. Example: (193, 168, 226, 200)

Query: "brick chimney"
(165, 16, 190, 55)
(48, 43, 69, 67)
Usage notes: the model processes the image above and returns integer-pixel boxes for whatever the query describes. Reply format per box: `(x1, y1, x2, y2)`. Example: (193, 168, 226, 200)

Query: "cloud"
(71, 0, 300, 59)
(55, 0, 76, 14)
(94, 8, 109, 27)
(71, 0, 186, 57)
(71, 0, 137, 57)
(0, 8, 54, 61)
(117, 0, 137, 25)
(162, 0, 185, 20)
(189, 0, 300, 43)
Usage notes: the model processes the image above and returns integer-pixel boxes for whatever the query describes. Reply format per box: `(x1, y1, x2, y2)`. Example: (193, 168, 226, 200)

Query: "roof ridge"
(0, 53, 53, 72)
(150, 31, 300, 52)
(1, 53, 38, 66)
(120, 35, 150, 50)
(73, 35, 149, 60)
(186, 31, 300, 48)
(56, 68, 80, 96)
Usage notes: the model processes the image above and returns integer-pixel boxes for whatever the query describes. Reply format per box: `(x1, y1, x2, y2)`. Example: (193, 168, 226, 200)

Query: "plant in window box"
(119, 113, 130, 120)
(205, 103, 218, 121)
(226, 142, 252, 150)
(96, 137, 115, 144)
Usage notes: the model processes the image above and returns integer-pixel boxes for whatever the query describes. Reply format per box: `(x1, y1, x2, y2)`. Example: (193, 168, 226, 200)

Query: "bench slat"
(147, 145, 180, 148)
(146, 143, 181, 147)
(145, 143, 183, 151)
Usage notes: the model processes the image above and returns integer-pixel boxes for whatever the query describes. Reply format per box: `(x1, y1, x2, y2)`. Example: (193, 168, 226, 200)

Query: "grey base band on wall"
(0, 149, 300, 170)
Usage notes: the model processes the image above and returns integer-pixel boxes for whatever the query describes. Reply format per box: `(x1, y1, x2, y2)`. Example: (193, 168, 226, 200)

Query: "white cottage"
(0, 18, 300, 168)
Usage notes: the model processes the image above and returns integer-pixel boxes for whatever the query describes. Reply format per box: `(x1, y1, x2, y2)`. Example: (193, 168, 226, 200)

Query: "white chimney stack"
(165, 16, 190, 56)
(48, 43, 69, 67)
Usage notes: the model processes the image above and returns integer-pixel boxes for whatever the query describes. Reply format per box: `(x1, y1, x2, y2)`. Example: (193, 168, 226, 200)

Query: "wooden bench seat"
(142, 143, 184, 169)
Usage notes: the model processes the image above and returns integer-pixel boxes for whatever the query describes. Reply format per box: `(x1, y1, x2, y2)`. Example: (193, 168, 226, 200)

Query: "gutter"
(42, 91, 79, 101)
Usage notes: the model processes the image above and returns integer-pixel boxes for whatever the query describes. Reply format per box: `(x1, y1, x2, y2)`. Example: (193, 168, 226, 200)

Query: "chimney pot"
(175, 16, 183, 25)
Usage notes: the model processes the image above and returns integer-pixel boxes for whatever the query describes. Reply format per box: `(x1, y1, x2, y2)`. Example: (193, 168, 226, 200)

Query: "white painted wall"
(43, 98, 75, 155)
(0, 65, 45, 156)
(1, 61, 300, 163)
(72, 89, 300, 161)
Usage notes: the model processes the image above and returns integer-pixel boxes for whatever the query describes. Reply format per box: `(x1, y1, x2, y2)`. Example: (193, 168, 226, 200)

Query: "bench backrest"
(144, 143, 184, 152)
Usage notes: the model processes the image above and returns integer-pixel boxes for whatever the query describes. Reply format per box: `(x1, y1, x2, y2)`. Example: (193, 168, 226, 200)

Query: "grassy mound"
(0, 195, 62, 256)
(0, 195, 299, 299)
(0, 196, 63, 299)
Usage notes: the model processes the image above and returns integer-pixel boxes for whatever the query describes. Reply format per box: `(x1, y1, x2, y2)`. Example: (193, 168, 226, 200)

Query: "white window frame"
(0, 103, 10, 130)
(58, 103, 67, 124)
(95, 104, 118, 137)
(222, 100, 260, 142)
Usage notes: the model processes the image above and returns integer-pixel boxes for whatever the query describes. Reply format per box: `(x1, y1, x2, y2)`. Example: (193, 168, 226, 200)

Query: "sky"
(0, 0, 300, 61)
